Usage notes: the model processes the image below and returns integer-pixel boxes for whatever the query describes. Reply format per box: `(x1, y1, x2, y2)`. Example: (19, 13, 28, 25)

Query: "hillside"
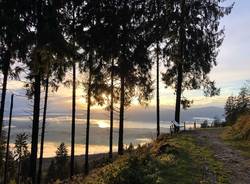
(54, 130, 234, 184)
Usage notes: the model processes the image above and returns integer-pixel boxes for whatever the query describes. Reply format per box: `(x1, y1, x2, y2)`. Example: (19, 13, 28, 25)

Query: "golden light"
(96, 120, 110, 129)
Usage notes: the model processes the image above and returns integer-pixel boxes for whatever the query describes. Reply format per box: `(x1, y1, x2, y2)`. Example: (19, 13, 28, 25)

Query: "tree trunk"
(0, 50, 11, 138)
(118, 74, 125, 155)
(37, 74, 49, 184)
(156, 43, 160, 137)
(85, 56, 92, 175)
(174, 63, 183, 127)
(17, 160, 21, 184)
(71, 62, 76, 177)
(70, 1, 76, 177)
(3, 94, 13, 184)
(30, 0, 42, 182)
(30, 68, 41, 184)
(175, 0, 186, 132)
(109, 59, 114, 159)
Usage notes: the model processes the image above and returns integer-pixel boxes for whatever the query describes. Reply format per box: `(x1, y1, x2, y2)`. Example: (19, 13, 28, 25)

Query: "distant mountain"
(124, 106, 224, 122)
(4, 89, 224, 122)
(74, 106, 224, 122)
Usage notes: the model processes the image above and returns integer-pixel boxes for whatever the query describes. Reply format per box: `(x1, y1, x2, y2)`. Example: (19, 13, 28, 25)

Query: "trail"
(191, 129, 250, 184)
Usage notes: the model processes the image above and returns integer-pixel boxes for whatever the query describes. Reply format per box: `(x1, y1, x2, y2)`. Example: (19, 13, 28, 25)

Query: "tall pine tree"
(162, 0, 233, 128)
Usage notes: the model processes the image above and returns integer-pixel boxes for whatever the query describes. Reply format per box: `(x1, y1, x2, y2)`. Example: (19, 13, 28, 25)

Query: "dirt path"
(190, 129, 250, 184)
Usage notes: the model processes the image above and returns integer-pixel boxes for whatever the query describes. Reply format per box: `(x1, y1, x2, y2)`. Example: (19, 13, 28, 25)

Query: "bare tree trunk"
(109, 59, 114, 159)
(174, 64, 183, 129)
(30, 68, 41, 184)
(70, 1, 76, 177)
(71, 62, 76, 177)
(0, 50, 10, 138)
(17, 160, 21, 184)
(30, 0, 42, 182)
(118, 74, 125, 155)
(3, 94, 14, 184)
(156, 43, 160, 137)
(37, 74, 49, 184)
(85, 55, 92, 175)
(175, 0, 185, 132)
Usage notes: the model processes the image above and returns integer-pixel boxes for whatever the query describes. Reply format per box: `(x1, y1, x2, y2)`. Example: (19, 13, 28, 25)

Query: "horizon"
(1, 0, 249, 120)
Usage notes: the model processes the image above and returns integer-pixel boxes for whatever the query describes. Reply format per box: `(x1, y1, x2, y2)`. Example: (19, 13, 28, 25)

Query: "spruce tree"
(162, 0, 233, 128)
(0, 0, 32, 138)
(14, 133, 30, 184)
(25, 1, 71, 182)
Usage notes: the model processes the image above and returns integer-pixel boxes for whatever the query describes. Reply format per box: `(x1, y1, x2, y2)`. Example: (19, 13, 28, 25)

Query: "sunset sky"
(3, 0, 250, 115)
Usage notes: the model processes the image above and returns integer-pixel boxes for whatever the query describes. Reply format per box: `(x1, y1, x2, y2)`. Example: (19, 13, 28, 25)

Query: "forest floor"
(191, 128, 250, 184)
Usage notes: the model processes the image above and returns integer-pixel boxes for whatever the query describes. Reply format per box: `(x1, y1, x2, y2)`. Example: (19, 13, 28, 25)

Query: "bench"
(170, 121, 185, 134)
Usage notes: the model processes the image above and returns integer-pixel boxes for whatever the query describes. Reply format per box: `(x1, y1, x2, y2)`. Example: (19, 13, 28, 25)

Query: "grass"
(62, 133, 229, 184)
(221, 114, 250, 158)
(223, 139, 250, 158)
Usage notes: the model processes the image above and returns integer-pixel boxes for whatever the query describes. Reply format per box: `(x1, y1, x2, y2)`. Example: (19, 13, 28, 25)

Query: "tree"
(4, 94, 14, 184)
(237, 86, 250, 113)
(37, 72, 49, 184)
(225, 96, 237, 123)
(71, 0, 110, 173)
(14, 133, 30, 184)
(150, 0, 170, 137)
(1, 132, 16, 184)
(0, 131, 7, 182)
(93, 0, 168, 152)
(81, 52, 108, 174)
(109, 59, 115, 159)
(55, 142, 69, 180)
(46, 143, 69, 182)
(162, 0, 233, 129)
(225, 83, 250, 124)
(36, 17, 71, 181)
(70, 0, 156, 159)
(58, 0, 84, 177)
(36, 47, 69, 183)
(24, 1, 70, 182)
(115, 0, 156, 155)
(0, 0, 32, 138)
(83, 52, 94, 175)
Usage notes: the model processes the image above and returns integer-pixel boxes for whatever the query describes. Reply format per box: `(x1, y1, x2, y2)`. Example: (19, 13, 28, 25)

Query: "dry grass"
(222, 114, 250, 140)
(222, 114, 250, 158)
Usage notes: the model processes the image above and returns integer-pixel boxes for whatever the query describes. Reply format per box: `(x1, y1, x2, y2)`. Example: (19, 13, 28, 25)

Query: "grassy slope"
(63, 133, 228, 184)
(222, 114, 250, 158)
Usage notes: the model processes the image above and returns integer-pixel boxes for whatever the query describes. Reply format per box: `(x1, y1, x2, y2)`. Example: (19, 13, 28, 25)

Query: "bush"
(96, 153, 158, 184)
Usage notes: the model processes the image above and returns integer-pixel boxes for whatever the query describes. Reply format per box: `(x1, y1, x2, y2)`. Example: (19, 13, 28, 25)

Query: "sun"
(97, 120, 110, 129)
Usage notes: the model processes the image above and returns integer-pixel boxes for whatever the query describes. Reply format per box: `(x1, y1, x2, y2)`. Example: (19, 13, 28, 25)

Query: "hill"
(56, 130, 229, 184)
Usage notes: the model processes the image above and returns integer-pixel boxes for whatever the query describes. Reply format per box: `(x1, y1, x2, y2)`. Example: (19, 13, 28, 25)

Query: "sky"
(158, 0, 250, 108)
(2, 0, 250, 116)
